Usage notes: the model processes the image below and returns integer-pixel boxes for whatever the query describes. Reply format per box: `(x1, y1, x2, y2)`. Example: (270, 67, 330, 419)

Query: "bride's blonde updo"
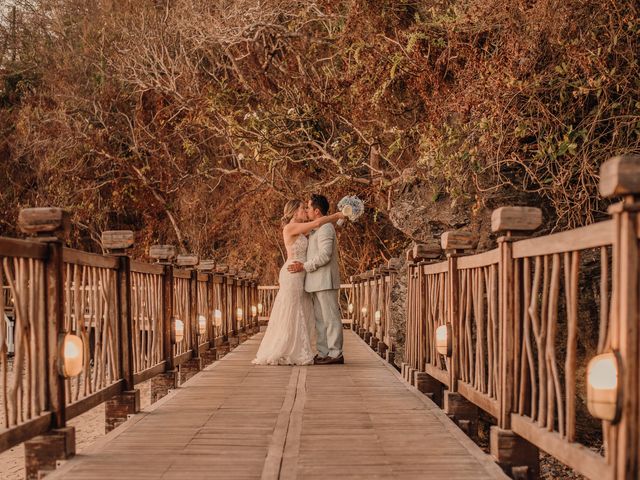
(281, 199, 303, 227)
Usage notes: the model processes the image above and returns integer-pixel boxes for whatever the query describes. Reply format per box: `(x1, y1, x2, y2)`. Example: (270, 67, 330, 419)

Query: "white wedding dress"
(252, 234, 315, 365)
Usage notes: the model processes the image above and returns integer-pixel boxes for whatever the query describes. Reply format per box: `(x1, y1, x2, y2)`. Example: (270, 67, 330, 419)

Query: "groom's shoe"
(319, 354, 344, 365)
(313, 355, 327, 365)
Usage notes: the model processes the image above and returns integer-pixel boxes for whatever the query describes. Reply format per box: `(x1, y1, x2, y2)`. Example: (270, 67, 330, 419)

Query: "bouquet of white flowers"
(337, 195, 364, 226)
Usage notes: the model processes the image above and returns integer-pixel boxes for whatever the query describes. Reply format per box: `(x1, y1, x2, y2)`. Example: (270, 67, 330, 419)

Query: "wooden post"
(104, 390, 140, 433)
(490, 427, 539, 479)
(18, 208, 75, 478)
(441, 230, 475, 392)
(24, 427, 75, 480)
(251, 277, 259, 333)
(492, 207, 542, 430)
(599, 154, 640, 479)
(101, 230, 140, 432)
(413, 242, 441, 375)
(197, 259, 217, 363)
(229, 274, 239, 347)
(149, 245, 177, 402)
(490, 207, 542, 477)
(414, 371, 444, 407)
(216, 264, 229, 342)
(177, 254, 201, 383)
(103, 232, 135, 389)
(444, 392, 479, 440)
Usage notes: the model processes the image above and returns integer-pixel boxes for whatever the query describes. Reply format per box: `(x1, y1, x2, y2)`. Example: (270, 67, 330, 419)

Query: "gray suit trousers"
(311, 289, 343, 358)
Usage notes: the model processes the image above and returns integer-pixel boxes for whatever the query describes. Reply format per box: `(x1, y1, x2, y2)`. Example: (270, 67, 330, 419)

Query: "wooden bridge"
(0, 154, 639, 479)
(47, 331, 506, 480)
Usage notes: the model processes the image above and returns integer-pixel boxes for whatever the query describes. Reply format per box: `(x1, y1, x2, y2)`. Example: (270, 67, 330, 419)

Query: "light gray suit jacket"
(303, 223, 340, 292)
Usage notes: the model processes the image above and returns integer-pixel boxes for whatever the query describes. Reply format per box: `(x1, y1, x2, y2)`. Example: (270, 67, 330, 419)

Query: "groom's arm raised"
(302, 224, 335, 273)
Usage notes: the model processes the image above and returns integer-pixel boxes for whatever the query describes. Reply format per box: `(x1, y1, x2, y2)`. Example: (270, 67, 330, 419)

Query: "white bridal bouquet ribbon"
(337, 195, 364, 226)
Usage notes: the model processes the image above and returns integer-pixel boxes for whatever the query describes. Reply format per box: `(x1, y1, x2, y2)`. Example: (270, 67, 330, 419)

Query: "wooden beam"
(413, 242, 441, 261)
(0, 237, 48, 259)
(176, 254, 199, 267)
(457, 381, 499, 420)
(62, 248, 119, 269)
(149, 244, 176, 263)
(511, 414, 612, 480)
(18, 207, 70, 238)
(66, 381, 125, 420)
(133, 361, 167, 385)
(599, 154, 640, 198)
(441, 231, 476, 251)
(101, 230, 134, 250)
(491, 207, 542, 233)
(0, 413, 52, 453)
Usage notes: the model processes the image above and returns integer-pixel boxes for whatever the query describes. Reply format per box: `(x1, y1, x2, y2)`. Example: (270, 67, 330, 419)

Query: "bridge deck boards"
(50, 331, 507, 479)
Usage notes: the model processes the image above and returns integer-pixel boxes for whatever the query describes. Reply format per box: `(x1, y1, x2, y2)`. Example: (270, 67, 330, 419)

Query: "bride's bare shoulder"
(282, 229, 300, 246)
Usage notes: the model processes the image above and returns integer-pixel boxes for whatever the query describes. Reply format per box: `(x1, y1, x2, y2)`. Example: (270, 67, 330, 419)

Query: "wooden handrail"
(348, 154, 640, 480)
(393, 217, 619, 479)
(0, 216, 262, 460)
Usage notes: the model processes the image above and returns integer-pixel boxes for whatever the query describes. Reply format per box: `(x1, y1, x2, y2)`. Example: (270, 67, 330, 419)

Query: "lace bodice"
(286, 235, 308, 263)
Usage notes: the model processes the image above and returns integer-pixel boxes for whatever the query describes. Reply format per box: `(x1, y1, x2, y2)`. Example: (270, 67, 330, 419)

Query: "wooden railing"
(394, 155, 640, 480)
(257, 285, 278, 321)
(0, 238, 50, 447)
(0, 209, 261, 471)
(350, 260, 400, 361)
(257, 283, 359, 331)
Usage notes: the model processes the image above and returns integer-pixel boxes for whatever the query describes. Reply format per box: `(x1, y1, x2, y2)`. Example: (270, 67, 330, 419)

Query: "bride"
(252, 199, 344, 365)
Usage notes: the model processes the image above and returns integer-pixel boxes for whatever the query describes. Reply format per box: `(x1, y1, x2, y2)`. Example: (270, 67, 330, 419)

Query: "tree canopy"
(0, 0, 638, 280)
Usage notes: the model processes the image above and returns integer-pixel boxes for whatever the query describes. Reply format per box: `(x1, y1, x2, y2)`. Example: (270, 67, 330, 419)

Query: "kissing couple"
(252, 194, 346, 366)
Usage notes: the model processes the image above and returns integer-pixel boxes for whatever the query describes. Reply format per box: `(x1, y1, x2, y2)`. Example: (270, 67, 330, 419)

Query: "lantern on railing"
(214, 309, 223, 326)
(251, 305, 258, 317)
(348, 303, 354, 314)
(435, 324, 452, 357)
(374, 311, 381, 325)
(172, 318, 184, 343)
(257, 303, 263, 314)
(587, 351, 621, 422)
(236, 308, 243, 322)
(198, 315, 207, 335)
(58, 333, 84, 378)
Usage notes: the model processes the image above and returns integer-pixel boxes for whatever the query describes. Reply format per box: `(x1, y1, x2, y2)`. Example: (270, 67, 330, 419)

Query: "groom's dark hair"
(310, 194, 330, 216)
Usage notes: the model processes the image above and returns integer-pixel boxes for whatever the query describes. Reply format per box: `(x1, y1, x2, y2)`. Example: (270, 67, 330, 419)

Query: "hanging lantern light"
(374, 310, 381, 325)
(348, 303, 354, 314)
(361, 306, 368, 316)
(173, 318, 184, 343)
(587, 351, 621, 422)
(58, 333, 84, 378)
(251, 305, 258, 317)
(257, 303, 263, 314)
(198, 315, 207, 335)
(214, 309, 223, 326)
(236, 308, 243, 322)
(435, 324, 452, 357)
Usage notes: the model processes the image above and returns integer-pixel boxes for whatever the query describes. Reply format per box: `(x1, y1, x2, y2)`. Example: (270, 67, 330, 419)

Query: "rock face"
(385, 180, 485, 366)
(388, 179, 500, 249)
(383, 178, 546, 365)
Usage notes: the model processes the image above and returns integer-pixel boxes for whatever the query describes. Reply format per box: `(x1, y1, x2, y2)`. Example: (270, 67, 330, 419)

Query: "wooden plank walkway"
(50, 331, 507, 480)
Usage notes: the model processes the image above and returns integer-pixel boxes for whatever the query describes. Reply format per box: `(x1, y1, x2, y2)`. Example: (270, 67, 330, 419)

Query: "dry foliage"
(0, 0, 638, 280)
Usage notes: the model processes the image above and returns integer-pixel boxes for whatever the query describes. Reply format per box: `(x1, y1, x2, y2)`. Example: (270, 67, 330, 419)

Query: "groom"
(288, 194, 344, 364)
